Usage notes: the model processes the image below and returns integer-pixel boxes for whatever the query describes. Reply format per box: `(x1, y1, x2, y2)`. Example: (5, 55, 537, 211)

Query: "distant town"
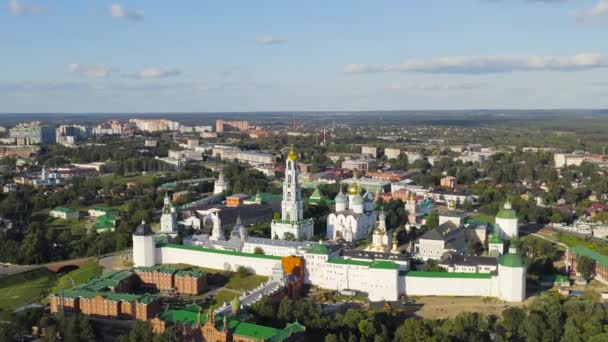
(0, 113, 607, 341)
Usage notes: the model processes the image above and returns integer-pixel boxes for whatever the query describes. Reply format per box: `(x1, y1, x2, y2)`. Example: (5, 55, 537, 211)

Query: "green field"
(555, 233, 608, 254)
(48, 217, 87, 232)
(225, 273, 267, 292)
(100, 174, 159, 187)
(0, 269, 55, 312)
(211, 290, 239, 309)
(50, 260, 103, 294)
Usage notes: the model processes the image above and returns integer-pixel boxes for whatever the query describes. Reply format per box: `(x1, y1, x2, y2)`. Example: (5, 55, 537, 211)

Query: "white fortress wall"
(403, 272, 498, 298)
(156, 244, 281, 276)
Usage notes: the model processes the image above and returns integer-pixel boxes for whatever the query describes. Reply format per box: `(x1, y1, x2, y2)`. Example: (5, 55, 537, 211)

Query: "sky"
(2, 0, 608, 113)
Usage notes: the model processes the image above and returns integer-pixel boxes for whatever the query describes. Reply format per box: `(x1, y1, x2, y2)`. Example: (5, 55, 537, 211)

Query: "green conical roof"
(307, 244, 329, 255)
(496, 201, 517, 219)
(499, 253, 525, 267)
(489, 234, 503, 244)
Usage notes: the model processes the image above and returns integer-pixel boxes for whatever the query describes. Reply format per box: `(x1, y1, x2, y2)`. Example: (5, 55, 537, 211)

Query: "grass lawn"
(225, 273, 268, 292)
(49, 260, 103, 294)
(0, 269, 55, 312)
(100, 174, 159, 187)
(471, 214, 495, 224)
(48, 217, 87, 232)
(555, 233, 608, 254)
(211, 290, 239, 309)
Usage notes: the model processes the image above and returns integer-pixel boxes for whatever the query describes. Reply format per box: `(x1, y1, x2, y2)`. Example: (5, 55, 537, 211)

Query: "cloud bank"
(345, 53, 608, 74)
(573, 0, 608, 22)
(67, 63, 114, 78)
(9, 0, 45, 16)
(256, 35, 287, 45)
(127, 67, 181, 79)
(109, 3, 143, 21)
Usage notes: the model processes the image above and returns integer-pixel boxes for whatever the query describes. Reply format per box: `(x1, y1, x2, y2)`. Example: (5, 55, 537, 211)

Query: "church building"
(326, 179, 376, 242)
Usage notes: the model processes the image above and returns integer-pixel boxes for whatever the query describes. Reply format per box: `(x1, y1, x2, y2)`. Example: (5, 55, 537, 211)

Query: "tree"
(253, 246, 265, 255)
(577, 255, 594, 280)
(498, 307, 526, 341)
(425, 211, 439, 229)
(358, 319, 376, 340)
(324, 334, 339, 342)
(283, 232, 296, 241)
(394, 318, 432, 342)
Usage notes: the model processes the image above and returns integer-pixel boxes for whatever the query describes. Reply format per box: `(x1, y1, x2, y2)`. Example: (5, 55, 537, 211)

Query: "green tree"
(577, 255, 594, 280)
(425, 211, 439, 229)
(358, 319, 376, 340)
(394, 318, 432, 342)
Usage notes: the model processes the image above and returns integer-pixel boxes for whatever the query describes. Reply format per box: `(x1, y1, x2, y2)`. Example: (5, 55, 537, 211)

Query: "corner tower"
(497, 239, 526, 302)
(133, 220, 156, 267)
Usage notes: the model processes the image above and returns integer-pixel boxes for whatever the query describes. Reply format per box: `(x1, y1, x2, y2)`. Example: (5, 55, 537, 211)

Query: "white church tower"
(214, 170, 229, 195)
(495, 201, 518, 240)
(497, 239, 526, 302)
(159, 192, 177, 236)
(271, 146, 314, 240)
(132, 220, 156, 267)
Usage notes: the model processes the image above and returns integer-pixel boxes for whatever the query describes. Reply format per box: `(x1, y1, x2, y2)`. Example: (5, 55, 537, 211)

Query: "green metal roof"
(158, 309, 303, 341)
(405, 271, 493, 279)
(176, 270, 206, 278)
(496, 209, 517, 219)
(161, 243, 282, 260)
(306, 244, 330, 255)
(370, 260, 400, 270)
(488, 234, 503, 244)
(570, 245, 608, 268)
(498, 253, 525, 267)
(134, 265, 179, 275)
(97, 214, 118, 222)
(95, 220, 116, 229)
(229, 320, 280, 340)
(160, 309, 205, 325)
(52, 207, 77, 213)
(57, 289, 154, 304)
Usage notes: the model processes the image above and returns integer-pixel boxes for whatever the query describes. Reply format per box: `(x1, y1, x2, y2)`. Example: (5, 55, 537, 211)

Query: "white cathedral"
(326, 180, 376, 242)
(270, 146, 314, 240)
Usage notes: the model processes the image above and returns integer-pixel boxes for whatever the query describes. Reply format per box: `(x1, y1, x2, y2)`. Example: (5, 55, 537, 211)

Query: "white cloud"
(9, 0, 45, 16)
(67, 63, 114, 78)
(109, 3, 143, 21)
(386, 82, 487, 91)
(345, 53, 608, 74)
(127, 67, 181, 79)
(256, 35, 287, 45)
(573, 0, 608, 21)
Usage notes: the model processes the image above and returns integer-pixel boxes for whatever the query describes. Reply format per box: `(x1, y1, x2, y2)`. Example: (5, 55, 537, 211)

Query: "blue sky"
(2, 0, 608, 112)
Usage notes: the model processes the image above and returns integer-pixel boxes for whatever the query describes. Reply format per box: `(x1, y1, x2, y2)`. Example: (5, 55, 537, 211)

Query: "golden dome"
(347, 182, 360, 195)
(287, 145, 297, 161)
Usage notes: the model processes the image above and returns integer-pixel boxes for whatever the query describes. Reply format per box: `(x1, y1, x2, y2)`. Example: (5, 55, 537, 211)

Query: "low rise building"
(50, 207, 79, 220)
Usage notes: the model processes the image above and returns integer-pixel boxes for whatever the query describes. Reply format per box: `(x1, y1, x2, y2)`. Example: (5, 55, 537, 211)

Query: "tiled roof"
(570, 245, 608, 268)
